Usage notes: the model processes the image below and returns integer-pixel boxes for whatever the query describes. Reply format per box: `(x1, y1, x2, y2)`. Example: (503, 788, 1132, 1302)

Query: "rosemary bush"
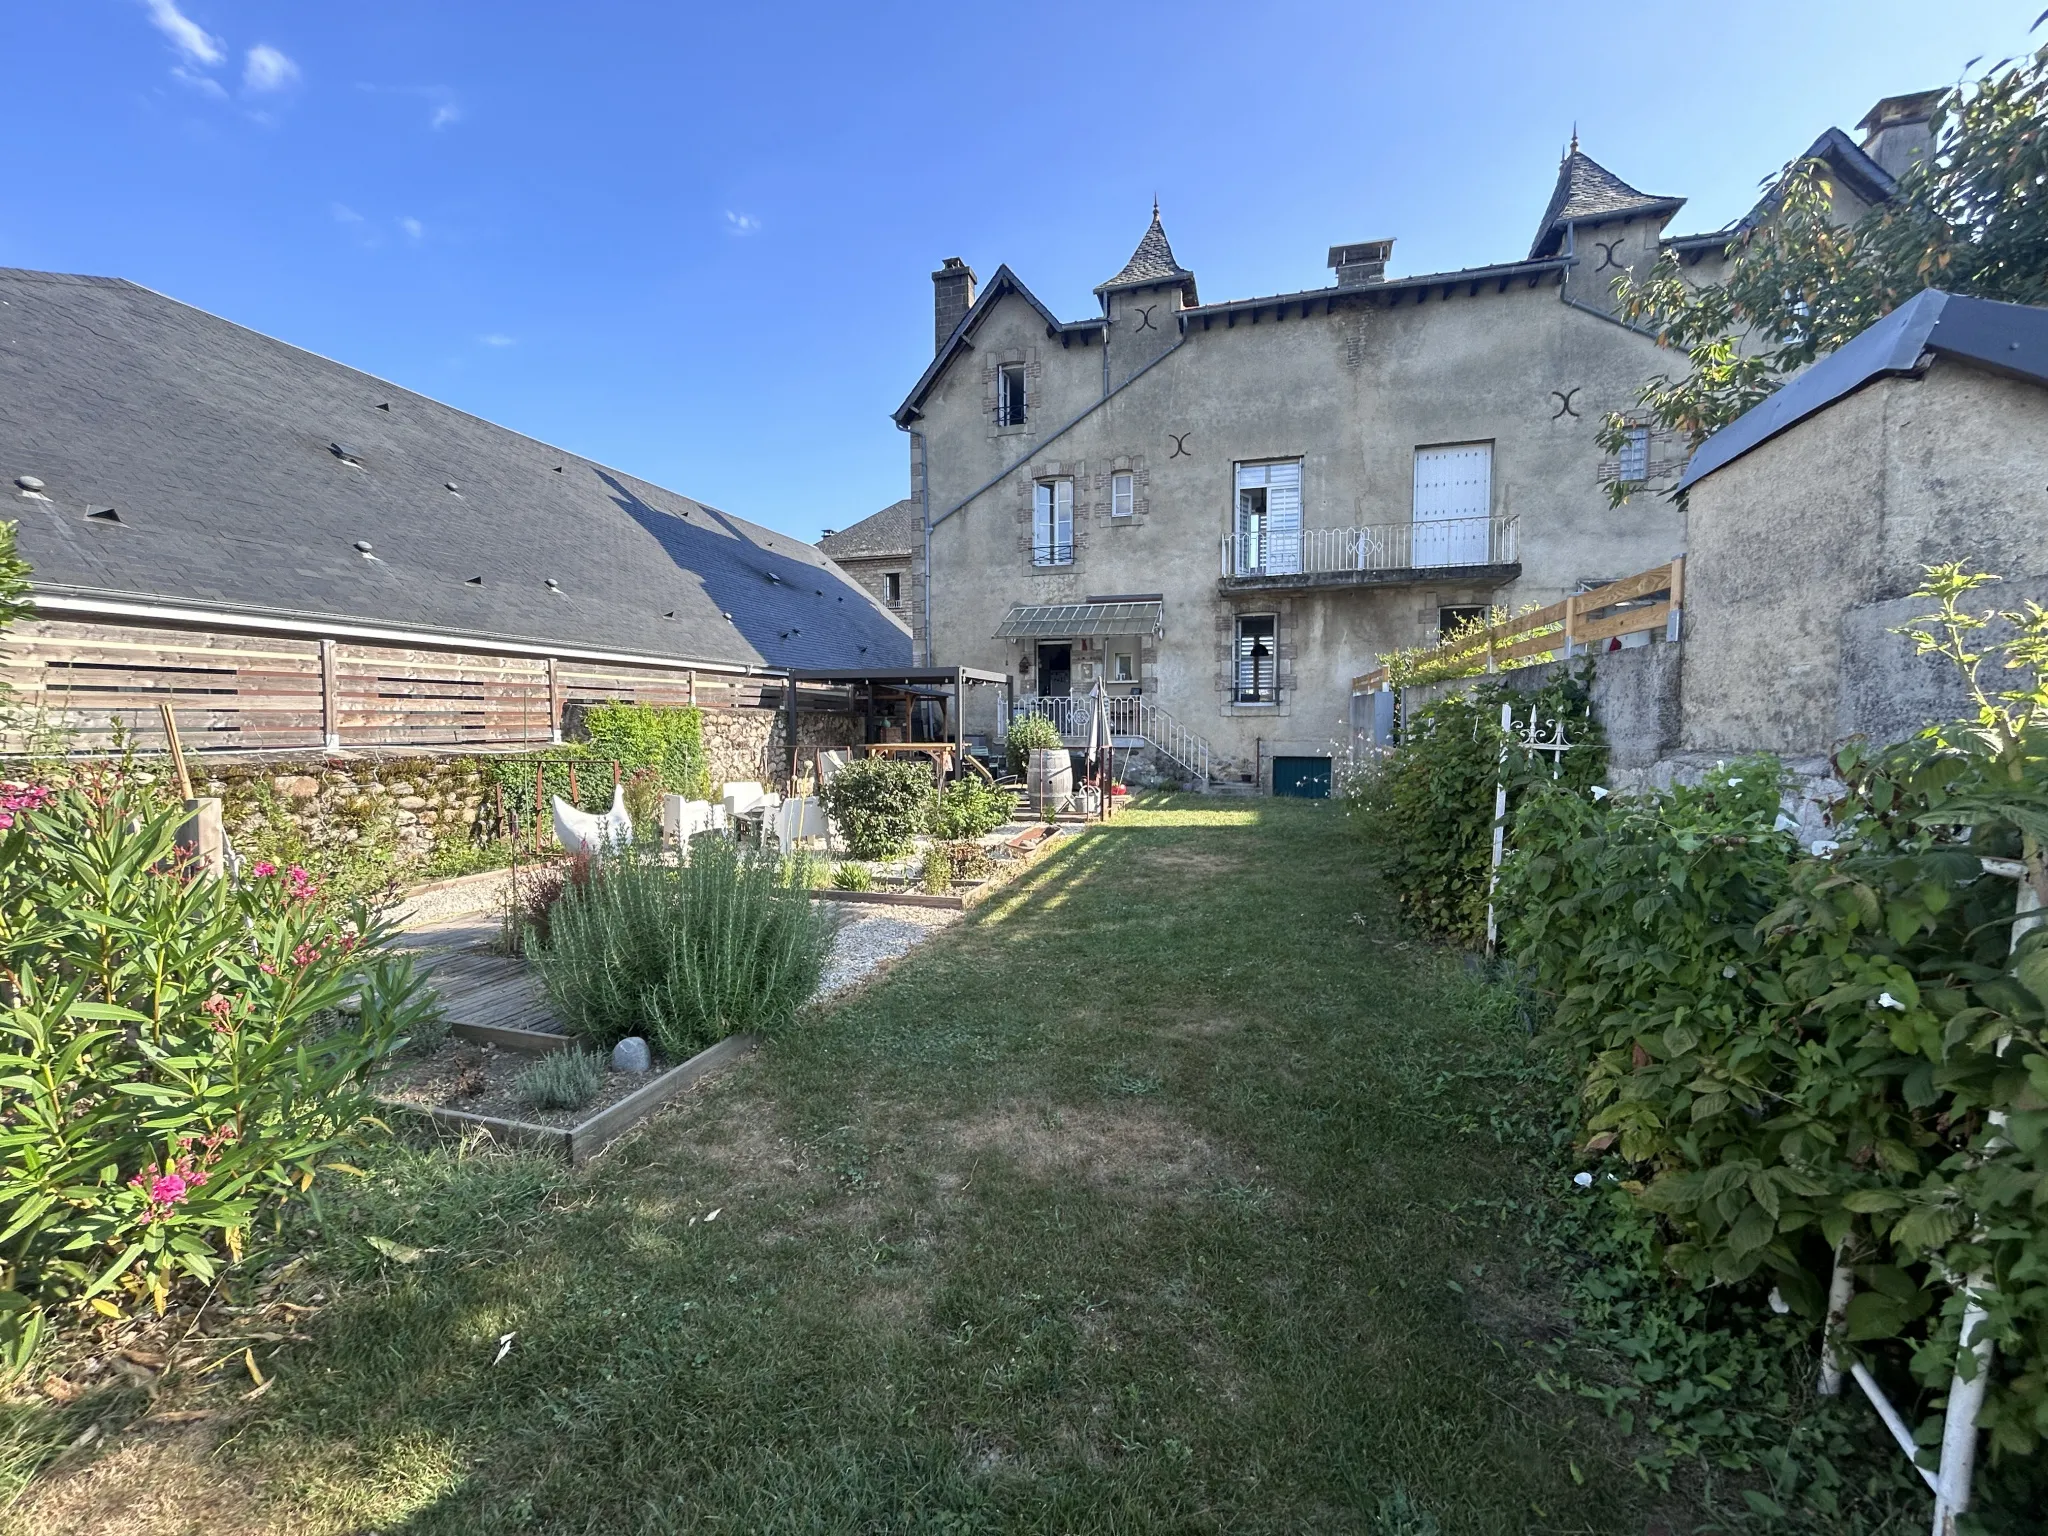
(526, 839, 835, 1059)
(515, 1050, 606, 1112)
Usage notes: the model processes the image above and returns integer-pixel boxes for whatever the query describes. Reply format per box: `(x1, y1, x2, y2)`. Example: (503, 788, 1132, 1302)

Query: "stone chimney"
(1857, 91, 1943, 181)
(1328, 240, 1394, 288)
(932, 257, 977, 353)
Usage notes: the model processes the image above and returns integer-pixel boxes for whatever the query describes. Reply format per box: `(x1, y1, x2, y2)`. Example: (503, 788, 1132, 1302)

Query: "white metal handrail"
(1221, 515, 1517, 579)
(1003, 694, 1210, 787)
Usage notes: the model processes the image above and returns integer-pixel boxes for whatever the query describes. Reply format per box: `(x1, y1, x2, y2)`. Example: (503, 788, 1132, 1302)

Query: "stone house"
(890, 96, 1936, 792)
(819, 499, 917, 620)
(1675, 289, 2048, 768)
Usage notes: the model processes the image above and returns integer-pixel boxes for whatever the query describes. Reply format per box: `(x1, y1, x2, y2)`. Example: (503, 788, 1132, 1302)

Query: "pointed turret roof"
(1096, 202, 1197, 295)
(1528, 144, 1684, 258)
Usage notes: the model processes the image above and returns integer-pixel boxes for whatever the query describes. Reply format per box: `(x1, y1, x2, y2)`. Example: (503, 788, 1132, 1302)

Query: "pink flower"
(258, 959, 278, 976)
(251, 861, 277, 878)
(0, 782, 52, 831)
(149, 1172, 189, 1206)
(291, 941, 322, 969)
(200, 993, 235, 1033)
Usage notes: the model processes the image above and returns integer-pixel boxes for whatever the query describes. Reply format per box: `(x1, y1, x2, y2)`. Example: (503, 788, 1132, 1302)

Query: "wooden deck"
(399, 918, 571, 1049)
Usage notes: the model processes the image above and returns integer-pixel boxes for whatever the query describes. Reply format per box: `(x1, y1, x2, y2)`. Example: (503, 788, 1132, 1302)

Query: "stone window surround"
(1092, 455, 1150, 525)
(987, 346, 1041, 438)
(1216, 598, 1296, 718)
(1015, 459, 1084, 573)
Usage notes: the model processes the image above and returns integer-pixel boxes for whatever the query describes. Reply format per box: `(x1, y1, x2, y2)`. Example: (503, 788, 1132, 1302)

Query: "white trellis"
(1484, 702, 1573, 954)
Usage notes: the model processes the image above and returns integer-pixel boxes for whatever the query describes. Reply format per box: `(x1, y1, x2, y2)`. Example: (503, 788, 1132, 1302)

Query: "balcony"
(1218, 516, 1519, 592)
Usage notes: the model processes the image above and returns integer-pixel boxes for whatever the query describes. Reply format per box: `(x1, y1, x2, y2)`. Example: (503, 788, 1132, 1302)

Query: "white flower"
(1722, 965, 1738, 980)
(1727, 777, 1743, 786)
(1589, 786, 1609, 801)
(1877, 991, 1907, 1012)
(1767, 1288, 1790, 1315)
(1573, 1172, 1595, 1189)
(1811, 839, 1840, 857)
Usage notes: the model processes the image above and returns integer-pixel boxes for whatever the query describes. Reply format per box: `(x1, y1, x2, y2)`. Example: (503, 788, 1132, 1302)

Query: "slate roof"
(893, 264, 1103, 427)
(820, 499, 918, 561)
(0, 268, 910, 670)
(1097, 205, 1196, 294)
(1677, 290, 2048, 490)
(1529, 149, 1685, 258)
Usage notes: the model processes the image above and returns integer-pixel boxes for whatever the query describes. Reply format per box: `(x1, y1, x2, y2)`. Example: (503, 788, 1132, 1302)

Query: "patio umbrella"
(1084, 680, 1113, 778)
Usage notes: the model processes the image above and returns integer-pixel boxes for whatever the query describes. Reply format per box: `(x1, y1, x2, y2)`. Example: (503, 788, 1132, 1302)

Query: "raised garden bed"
(816, 822, 1070, 911)
(376, 1032, 757, 1164)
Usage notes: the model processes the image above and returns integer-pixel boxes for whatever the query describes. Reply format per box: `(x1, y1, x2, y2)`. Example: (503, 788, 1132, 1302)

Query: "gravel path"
(817, 903, 963, 1000)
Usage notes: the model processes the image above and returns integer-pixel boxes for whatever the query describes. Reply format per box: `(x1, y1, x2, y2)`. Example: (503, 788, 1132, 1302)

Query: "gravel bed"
(377, 1039, 657, 1129)
(817, 904, 962, 1000)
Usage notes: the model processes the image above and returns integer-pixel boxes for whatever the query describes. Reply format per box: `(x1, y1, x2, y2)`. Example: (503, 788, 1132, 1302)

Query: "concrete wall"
(1681, 361, 2048, 759)
(916, 272, 1687, 787)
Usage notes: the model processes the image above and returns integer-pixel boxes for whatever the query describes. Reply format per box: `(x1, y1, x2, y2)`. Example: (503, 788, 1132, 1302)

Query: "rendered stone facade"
(892, 100, 1927, 790)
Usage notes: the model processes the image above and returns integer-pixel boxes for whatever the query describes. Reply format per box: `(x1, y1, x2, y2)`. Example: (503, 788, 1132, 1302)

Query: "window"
(1412, 444, 1493, 567)
(1438, 604, 1487, 640)
(998, 363, 1027, 427)
(1111, 470, 1135, 518)
(1234, 614, 1278, 704)
(883, 572, 902, 605)
(1617, 425, 1649, 485)
(1233, 461, 1302, 575)
(1032, 479, 1074, 566)
(1112, 651, 1134, 683)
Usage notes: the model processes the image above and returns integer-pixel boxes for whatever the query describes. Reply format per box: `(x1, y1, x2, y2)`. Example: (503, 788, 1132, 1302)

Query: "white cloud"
(243, 44, 300, 93)
(430, 102, 461, 130)
(171, 65, 227, 99)
(141, 0, 223, 67)
(331, 203, 365, 225)
(724, 211, 761, 236)
(399, 217, 424, 241)
(479, 334, 516, 347)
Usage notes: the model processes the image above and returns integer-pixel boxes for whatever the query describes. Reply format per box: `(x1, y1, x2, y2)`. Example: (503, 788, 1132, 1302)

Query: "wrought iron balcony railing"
(1220, 515, 1518, 581)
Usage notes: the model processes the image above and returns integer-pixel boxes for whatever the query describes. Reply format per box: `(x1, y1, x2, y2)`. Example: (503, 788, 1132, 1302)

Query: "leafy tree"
(1599, 43, 2048, 499)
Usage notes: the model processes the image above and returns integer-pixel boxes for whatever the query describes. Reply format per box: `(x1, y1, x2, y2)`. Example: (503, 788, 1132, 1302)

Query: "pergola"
(783, 666, 1012, 786)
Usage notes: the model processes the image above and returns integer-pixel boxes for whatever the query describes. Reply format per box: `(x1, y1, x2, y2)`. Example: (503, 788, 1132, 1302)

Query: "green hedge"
(483, 703, 709, 841)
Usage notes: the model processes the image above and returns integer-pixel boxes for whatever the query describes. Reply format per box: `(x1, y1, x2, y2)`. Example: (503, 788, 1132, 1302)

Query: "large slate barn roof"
(0, 268, 910, 671)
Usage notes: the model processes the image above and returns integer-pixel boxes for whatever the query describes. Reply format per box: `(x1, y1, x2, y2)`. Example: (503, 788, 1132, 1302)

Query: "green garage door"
(1272, 755, 1331, 799)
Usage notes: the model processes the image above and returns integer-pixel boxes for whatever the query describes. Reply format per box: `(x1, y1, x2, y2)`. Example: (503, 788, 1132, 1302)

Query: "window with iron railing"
(1235, 613, 1278, 703)
(998, 363, 1027, 427)
(1032, 479, 1074, 566)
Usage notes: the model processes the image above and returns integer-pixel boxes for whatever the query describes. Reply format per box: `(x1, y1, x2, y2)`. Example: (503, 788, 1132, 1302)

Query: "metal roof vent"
(86, 506, 122, 522)
(722, 611, 734, 622)
(445, 481, 461, 494)
(466, 576, 484, 586)
(354, 539, 378, 560)
(331, 442, 362, 465)
(663, 610, 676, 619)
(15, 475, 46, 498)
(545, 578, 560, 591)
(377, 402, 391, 411)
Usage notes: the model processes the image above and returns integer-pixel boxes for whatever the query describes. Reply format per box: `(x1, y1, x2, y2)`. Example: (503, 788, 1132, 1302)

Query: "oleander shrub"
(820, 757, 932, 859)
(1498, 568, 2048, 1509)
(515, 1050, 606, 1112)
(526, 839, 835, 1059)
(1005, 713, 1064, 776)
(932, 777, 1012, 840)
(0, 764, 432, 1364)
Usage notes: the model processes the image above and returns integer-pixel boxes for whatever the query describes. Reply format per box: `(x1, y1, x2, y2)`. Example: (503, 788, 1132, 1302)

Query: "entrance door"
(1036, 642, 1072, 700)
(1272, 755, 1332, 799)
(1413, 444, 1492, 567)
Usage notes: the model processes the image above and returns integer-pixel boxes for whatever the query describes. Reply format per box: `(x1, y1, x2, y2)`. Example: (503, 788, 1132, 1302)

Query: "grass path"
(15, 796, 1663, 1534)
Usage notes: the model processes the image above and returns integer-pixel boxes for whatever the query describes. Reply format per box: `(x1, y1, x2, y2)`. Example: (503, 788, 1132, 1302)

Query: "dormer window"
(998, 363, 1027, 427)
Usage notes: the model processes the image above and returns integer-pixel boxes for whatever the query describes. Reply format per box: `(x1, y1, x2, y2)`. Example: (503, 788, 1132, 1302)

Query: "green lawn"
(15, 795, 1670, 1534)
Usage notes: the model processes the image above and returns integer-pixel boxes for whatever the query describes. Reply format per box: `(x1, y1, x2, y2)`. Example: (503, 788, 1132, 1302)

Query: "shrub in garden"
(1348, 665, 1605, 945)
(831, 861, 872, 892)
(526, 839, 835, 1059)
(932, 777, 1011, 839)
(1498, 568, 2048, 1507)
(0, 766, 431, 1362)
(920, 853, 952, 894)
(1005, 712, 1063, 776)
(515, 1050, 605, 1112)
(820, 757, 932, 859)
(578, 700, 711, 801)
(938, 839, 994, 883)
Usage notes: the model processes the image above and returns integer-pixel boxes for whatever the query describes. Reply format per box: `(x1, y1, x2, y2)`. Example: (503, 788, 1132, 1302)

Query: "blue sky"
(2, 3, 2037, 542)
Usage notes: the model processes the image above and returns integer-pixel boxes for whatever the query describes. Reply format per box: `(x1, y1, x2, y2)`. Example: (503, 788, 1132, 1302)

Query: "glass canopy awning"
(993, 600, 1164, 640)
